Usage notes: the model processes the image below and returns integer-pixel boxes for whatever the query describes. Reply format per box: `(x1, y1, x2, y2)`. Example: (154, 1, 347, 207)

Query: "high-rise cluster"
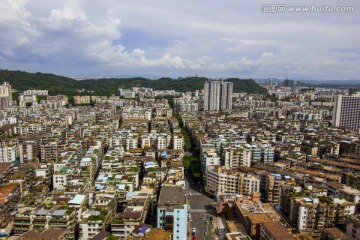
(203, 80, 233, 111)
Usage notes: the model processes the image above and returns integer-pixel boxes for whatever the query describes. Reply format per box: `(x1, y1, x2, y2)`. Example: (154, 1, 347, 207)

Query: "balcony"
(14, 217, 30, 221)
(50, 222, 68, 227)
(13, 221, 31, 225)
(33, 222, 46, 227)
(316, 223, 324, 228)
(13, 227, 31, 232)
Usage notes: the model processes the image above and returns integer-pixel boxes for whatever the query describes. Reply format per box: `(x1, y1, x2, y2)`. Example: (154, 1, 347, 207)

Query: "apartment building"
(18, 140, 39, 163)
(260, 144, 275, 163)
(234, 194, 287, 239)
(259, 221, 296, 240)
(40, 141, 67, 162)
(13, 207, 76, 239)
(281, 190, 355, 231)
(327, 182, 360, 213)
(265, 173, 290, 204)
(346, 215, 360, 239)
(204, 80, 233, 111)
(112, 205, 148, 238)
(172, 135, 184, 150)
(222, 145, 252, 168)
(0, 145, 18, 162)
(0, 82, 12, 110)
(201, 147, 221, 182)
(157, 186, 187, 240)
(332, 94, 360, 130)
(206, 165, 260, 196)
(79, 208, 111, 240)
(239, 173, 261, 196)
(206, 165, 240, 195)
(74, 96, 91, 105)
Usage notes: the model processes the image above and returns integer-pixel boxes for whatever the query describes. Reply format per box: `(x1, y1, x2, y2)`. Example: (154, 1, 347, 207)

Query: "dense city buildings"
(0, 79, 359, 240)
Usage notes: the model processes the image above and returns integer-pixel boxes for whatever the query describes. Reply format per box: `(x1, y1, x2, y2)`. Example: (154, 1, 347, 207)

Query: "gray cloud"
(0, 0, 359, 79)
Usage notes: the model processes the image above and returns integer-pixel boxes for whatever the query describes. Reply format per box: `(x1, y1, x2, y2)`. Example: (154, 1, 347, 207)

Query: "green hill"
(0, 69, 267, 96)
(0, 70, 82, 95)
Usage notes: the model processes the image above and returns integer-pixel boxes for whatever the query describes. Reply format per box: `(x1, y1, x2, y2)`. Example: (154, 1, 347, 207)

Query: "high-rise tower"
(332, 94, 360, 130)
(203, 80, 233, 111)
(0, 82, 12, 110)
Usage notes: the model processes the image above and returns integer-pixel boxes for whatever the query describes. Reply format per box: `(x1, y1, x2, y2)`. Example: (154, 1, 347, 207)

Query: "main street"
(185, 171, 218, 240)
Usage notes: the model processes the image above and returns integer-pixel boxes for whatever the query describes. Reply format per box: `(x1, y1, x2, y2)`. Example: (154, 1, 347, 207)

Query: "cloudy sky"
(0, 0, 359, 80)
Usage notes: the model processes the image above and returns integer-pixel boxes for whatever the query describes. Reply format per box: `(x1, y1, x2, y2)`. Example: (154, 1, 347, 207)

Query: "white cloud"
(0, 0, 359, 79)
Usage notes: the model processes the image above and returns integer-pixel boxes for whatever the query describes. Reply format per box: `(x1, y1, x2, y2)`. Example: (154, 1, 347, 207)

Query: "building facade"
(204, 80, 233, 111)
(157, 186, 187, 240)
(0, 82, 12, 110)
(332, 94, 360, 130)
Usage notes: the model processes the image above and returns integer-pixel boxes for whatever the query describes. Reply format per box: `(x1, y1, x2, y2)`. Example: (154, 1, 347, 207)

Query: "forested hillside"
(0, 70, 267, 96)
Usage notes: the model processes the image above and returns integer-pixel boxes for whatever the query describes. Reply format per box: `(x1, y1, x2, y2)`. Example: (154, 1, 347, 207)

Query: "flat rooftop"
(261, 221, 296, 240)
(158, 186, 186, 211)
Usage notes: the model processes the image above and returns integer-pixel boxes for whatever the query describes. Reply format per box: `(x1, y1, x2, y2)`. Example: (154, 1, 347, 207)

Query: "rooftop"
(247, 213, 272, 224)
(322, 227, 351, 240)
(158, 186, 186, 211)
(16, 227, 68, 240)
(0, 162, 12, 175)
(261, 221, 296, 240)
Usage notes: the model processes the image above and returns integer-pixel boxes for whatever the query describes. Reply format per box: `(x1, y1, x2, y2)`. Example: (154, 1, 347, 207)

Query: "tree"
(106, 234, 119, 240)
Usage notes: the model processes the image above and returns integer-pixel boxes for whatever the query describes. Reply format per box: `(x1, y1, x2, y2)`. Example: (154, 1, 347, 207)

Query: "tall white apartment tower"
(332, 94, 360, 130)
(204, 80, 233, 111)
(0, 82, 12, 110)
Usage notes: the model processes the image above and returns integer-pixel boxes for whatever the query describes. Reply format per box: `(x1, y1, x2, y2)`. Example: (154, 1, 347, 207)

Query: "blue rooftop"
(69, 194, 85, 205)
(138, 225, 150, 233)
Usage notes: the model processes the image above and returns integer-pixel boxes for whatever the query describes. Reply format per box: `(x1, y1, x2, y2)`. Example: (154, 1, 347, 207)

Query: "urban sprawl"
(0, 79, 360, 240)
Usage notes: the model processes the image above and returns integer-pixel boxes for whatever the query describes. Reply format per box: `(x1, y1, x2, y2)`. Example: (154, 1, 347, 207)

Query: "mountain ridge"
(0, 69, 267, 96)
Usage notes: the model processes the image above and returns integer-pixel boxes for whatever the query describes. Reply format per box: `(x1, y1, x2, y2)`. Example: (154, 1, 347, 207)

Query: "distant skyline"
(0, 0, 359, 80)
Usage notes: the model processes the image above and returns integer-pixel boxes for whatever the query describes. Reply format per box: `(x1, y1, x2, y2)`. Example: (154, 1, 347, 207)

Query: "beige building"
(74, 95, 91, 105)
(206, 165, 260, 196)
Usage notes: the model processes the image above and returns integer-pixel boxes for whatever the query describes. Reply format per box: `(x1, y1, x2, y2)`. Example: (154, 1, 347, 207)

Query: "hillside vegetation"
(0, 69, 267, 96)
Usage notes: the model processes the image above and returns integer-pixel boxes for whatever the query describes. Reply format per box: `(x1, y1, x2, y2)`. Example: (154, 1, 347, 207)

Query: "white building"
(0, 82, 12, 109)
(201, 147, 221, 181)
(0, 145, 18, 162)
(204, 80, 233, 111)
(157, 186, 187, 240)
(332, 94, 360, 130)
(53, 173, 67, 190)
(222, 146, 252, 168)
(206, 165, 260, 196)
(172, 135, 184, 150)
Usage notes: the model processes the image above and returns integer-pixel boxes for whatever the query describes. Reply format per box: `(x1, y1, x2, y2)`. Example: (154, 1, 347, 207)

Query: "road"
(185, 171, 217, 240)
